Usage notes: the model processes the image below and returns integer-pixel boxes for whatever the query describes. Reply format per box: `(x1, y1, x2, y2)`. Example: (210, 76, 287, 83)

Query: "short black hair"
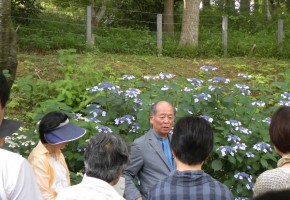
(84, 133, 129, 183)
(171, 116, 213, 165)
(0, 73, 10, 108)
(39, 111, 68, 143)
(269, 106, 290, 154)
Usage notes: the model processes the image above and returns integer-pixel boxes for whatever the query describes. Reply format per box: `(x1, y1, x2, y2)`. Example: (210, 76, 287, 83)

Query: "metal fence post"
(157, 14, 162, 54)
(222, 16, 228, 56)
(86, 6, 93, 48)
(278, 19, 283, 51)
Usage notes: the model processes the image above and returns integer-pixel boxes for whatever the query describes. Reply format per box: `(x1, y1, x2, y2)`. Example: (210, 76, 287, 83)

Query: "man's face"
(150, 102, 175, 138)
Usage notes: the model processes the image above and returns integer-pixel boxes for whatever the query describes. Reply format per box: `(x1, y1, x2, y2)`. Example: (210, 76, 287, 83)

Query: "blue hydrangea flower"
(208, 85, 220, 91)
(129, 123, 140, 133)
(227, 135, 241, 143)
(159, 72, 176, 79)
(161, 85, 170, 91)
(72, 113, 82, 119)
(234, 127, 252, 135)
(253, 142, 272, 153)
(262, 117, 271, 124)
(246, 152, 255, 158)
(200, 65, 218, 71)
(251, 101, 265, 107)
(234, 172, 252, 182)
(226, 120, 242, 127)
(86, 82, 120, 93)
(95, 126, 113, 133)
(194, 93, 211, 103)
(90, 109, 106, 117)
(115, 115, 135, 125)
(238, 73, 252, 79)
(279, 101, 290, 106)
(208, 77, 230, 84)
(234, 143, 247, 150)
(143, 75, 159, 80)
(122, 75, 135, 80)
(281, 92, 290, 100)
(187, 78, 204, 87)
(85, 117, 101, 123)
(183, 87, 193, 92)
(199, 115, 213, 123)
(125, 88, 141, 98)
(246, 183, 254, 190)
(234, 84, 251, 95)
(133, 98, 143, 106)
(217, 146, 237, 157)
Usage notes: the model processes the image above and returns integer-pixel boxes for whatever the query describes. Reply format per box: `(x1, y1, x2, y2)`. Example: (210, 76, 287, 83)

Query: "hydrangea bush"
(7, 64, 290, 199)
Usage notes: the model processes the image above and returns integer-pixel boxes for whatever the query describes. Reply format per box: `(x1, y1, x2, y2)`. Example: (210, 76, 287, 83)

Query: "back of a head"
(84, 133, 129, 183)
(269, 106, 290, 154)
(171, 116, 213, 165)
(0, 73, 10, 108)
(39, 111, 68, 143)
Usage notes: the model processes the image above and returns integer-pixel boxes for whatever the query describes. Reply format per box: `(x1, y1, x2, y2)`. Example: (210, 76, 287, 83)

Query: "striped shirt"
(149, 170, 234, 200)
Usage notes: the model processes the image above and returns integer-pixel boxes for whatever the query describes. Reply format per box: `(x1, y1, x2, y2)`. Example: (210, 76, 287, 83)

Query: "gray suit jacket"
(124, 129, 173, 200)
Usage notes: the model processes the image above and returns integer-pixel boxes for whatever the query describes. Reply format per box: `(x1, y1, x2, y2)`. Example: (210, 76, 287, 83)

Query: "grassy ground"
(17, 52, 289, 81)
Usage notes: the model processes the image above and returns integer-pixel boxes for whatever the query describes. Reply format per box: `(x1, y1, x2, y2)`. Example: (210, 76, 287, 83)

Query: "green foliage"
(6, 57, 290, 197)
(12, 0, 43, 24)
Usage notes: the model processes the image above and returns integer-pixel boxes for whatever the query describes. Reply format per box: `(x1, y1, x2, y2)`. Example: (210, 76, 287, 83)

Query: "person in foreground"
(28, 111, 86, 200)
(0, 73, 43, 199)
(124, 101, 175, 200)
(149, 116, 234, 200)
(254, 106, 290, 196)
(56, 132, 129, 200)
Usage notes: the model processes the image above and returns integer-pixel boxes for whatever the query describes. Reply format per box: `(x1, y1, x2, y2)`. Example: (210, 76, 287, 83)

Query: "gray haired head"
(84, 133, 129, 183)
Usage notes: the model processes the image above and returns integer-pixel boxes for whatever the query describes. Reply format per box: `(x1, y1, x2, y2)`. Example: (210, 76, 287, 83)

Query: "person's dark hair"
(254, 190, 290, 200)
(84, 133, 129, 183)
(39, 111, 68, 143)
(0, 73, 10, 108)
(171, 116, 213, 165)
(269, 106, 290, 154)
(150, 101, 176, 116)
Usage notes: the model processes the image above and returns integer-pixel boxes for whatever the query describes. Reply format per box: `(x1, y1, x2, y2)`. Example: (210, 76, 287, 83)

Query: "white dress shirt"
(0, 148, 43, 200)
(56, 175, 125, 200)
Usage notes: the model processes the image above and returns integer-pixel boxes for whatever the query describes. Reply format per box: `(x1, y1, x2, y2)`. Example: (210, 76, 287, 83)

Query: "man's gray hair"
(84, 133, 129, 183)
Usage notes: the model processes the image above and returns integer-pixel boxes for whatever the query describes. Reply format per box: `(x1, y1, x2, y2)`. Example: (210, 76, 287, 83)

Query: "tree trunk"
(262, 0, 272, 21)
(0, 0, 17, 87)
(179, 0, 200, 47)
(164, 0, 174, 36)
(91, 0, 107, 28)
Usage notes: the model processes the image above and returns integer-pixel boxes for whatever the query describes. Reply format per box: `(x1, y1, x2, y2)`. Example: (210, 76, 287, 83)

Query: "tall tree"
(90, 0, 107, 27)
(164, 0, 174, 35)
(263, 0, 272, 20)
(0, 0, 17, 87)
(179, 0, 200, 46)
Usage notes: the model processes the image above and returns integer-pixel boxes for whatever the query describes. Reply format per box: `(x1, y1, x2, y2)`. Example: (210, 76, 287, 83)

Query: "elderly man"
(56, 132, 129, 200)
(124, 101, 175, 200)
(0, 73, 43, 199)
(149, 116, 234, 200)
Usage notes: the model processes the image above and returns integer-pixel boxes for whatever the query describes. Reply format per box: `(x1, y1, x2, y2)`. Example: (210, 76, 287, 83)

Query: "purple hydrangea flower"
(90, 109, 106, 117)
(200, 65, 218, 71)
(227, 135, 241, 143)
(187, 78, 204, 87)
(279, 101, 290, 106)
(217, 146, 237, 157)
(234, 172, 252, 183)
(115, 115, 135, 125)
(226, 120, 242, 127)
(234, 143, 247, 150)
(238, 73, 252, 79)
(253, 142, 272, 153)
(234, 84, 251, 95)
(234, 127, 252, 135)
(122, 75, 135, 80)
(246, 152, 255, 158)
(95, 126, 113, 133)
(251, 101, 265, 107)
(281, 92, 290, 100)
(194, 93, 211, 103)
(209, 77, 230, 84)
(159, 72, 175, 79)
(86, 82, 120, 93)
(125, 88, 141, 98)
(129, 123, 140, 133)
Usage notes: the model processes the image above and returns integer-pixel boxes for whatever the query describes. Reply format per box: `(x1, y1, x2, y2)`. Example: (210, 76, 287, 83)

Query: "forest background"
(1, 0, 290, 199)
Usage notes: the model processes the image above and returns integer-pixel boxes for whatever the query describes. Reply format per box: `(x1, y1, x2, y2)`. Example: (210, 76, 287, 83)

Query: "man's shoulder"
(133, 129, 152, 144)
(0, 148, 25, 162)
